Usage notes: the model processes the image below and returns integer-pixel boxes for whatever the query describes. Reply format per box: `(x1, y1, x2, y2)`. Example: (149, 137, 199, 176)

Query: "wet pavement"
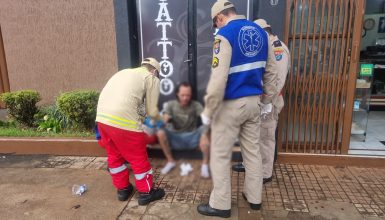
(0, 154, 385, 219)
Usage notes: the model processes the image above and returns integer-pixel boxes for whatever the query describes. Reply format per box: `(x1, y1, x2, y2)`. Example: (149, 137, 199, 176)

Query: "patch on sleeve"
(273, 40, 282, 47)
(213, 39, 221, 54)
(274, 48, 284, 61)
(212, 57, 219, 68)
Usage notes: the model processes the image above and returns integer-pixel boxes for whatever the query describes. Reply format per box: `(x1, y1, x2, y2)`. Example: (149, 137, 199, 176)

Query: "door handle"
(184, 59, 192, 63)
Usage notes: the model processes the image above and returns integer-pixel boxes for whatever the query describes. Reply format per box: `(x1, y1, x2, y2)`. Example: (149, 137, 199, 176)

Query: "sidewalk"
(0, 154, 384, 220)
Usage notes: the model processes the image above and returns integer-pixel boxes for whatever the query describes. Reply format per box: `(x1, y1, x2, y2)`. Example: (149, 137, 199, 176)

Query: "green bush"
(0, 120, 16, 127)
(56, 90, 99, 129)
(0, 90, 41, 126)
(34, 105, 73, 133)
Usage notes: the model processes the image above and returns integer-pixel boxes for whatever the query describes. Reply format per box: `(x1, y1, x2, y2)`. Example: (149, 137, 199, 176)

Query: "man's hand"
(200, 113, 211, 125)
(162, 113, 170, 124)
(261, 103, 273, 117)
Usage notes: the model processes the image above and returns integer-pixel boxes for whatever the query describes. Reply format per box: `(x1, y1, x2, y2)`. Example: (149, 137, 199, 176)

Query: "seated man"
(156, 82, 210, 178)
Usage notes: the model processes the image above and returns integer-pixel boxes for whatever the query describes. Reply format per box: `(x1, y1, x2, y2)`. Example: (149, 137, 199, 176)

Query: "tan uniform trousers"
(209, 95, 262, 210)
(261, 95, 284, 179)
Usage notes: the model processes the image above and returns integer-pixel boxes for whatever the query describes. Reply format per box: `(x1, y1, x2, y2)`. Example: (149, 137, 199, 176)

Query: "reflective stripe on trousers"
(109, 163, 127, 174)
(134, 168, 153, 180)
(135, 169, 153, 192)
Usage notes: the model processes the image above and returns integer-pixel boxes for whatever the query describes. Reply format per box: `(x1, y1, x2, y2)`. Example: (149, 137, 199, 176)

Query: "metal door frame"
(279, 0, 365, 154)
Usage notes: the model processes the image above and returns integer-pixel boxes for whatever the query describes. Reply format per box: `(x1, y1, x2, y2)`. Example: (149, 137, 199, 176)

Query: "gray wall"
(253, 0, 286, 41)
(113, 0, 139, 69)
(365, 0, 385, 14)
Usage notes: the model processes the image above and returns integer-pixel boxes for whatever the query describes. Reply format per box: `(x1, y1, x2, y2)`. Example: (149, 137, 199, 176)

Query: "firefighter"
(96, 57, 165, 205)
(197, 1, 277, 218)
(232, 19, 290, 184)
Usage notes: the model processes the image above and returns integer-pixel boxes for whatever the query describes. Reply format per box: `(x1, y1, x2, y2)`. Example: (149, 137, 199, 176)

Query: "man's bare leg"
(199, 133, 210, 178)
(156, 129, 176, 174)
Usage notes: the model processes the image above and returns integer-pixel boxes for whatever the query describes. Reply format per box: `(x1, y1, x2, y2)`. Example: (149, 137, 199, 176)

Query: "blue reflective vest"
(217, 18, 268, 100)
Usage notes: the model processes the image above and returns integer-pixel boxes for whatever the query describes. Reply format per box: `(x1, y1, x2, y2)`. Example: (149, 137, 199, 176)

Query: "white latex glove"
(200, 113, 211, 125)
(261, 103, 273, 116)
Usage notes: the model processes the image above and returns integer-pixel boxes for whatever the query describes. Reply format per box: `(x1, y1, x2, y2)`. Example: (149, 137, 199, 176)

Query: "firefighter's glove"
(144, 117, 165, 129)
(200, 113, 211, 125)
(156, 119, 165, 129)
(144, 117, 155, 128)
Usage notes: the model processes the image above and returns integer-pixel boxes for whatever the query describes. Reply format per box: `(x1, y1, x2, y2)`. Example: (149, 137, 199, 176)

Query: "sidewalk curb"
(1, 138, 385, 168)
(0, 138, 106, 156)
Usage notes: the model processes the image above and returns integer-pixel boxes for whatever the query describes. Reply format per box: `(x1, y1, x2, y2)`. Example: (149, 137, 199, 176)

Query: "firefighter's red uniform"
(96, 60, 161, 193)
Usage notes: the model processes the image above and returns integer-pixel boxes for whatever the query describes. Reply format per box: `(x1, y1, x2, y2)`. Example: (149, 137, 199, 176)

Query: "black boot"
(138, 188, 165, 206)
(197, 203, 231, 218)
(117, 184, 134, 201)
(231, 163, 245, 172)
(263, 176, 273, 184)
(242, 193, 262, 210)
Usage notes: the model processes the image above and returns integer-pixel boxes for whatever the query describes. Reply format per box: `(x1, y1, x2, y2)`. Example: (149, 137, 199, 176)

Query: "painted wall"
(0, 0, 118, 104)
(361, 14, 385, 51)
(365, 0, 385, 14)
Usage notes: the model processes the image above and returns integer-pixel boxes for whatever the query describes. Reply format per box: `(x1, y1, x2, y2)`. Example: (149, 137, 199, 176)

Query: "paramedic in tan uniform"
(96, 58, 165, 205)
(197, 1, 278, 218)
(232, 19, 290, 184)
(257, 19, 290, 183)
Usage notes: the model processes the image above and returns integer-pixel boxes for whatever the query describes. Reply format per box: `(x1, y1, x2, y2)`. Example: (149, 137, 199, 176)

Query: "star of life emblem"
(238, 26, 263, 57)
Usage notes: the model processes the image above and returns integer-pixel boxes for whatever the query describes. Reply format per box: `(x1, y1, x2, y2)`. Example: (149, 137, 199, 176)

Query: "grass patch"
(0, 126, 94, 138)
(0, 116, 94, 138)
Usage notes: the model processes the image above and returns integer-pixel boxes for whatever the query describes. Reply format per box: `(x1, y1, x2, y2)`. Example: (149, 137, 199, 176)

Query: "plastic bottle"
(72, 184, 87, 196)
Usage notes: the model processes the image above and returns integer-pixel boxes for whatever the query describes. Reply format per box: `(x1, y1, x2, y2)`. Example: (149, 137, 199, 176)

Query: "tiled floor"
(149, 159, 385, 218)
(2, 155, 385, 219)
(350, 111, 385, 156)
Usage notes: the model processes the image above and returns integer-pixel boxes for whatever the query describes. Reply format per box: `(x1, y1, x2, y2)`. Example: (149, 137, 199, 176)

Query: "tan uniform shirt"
(96, 67, 160, 132)
(269, 35, 290, 110)
(202, 15, 278, 118)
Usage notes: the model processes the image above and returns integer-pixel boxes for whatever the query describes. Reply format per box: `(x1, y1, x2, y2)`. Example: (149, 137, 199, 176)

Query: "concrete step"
(147, 144, 242, 161)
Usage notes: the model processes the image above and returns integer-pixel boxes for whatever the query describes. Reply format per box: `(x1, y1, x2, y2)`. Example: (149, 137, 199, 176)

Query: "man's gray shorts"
(164, 125, 206, 150)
